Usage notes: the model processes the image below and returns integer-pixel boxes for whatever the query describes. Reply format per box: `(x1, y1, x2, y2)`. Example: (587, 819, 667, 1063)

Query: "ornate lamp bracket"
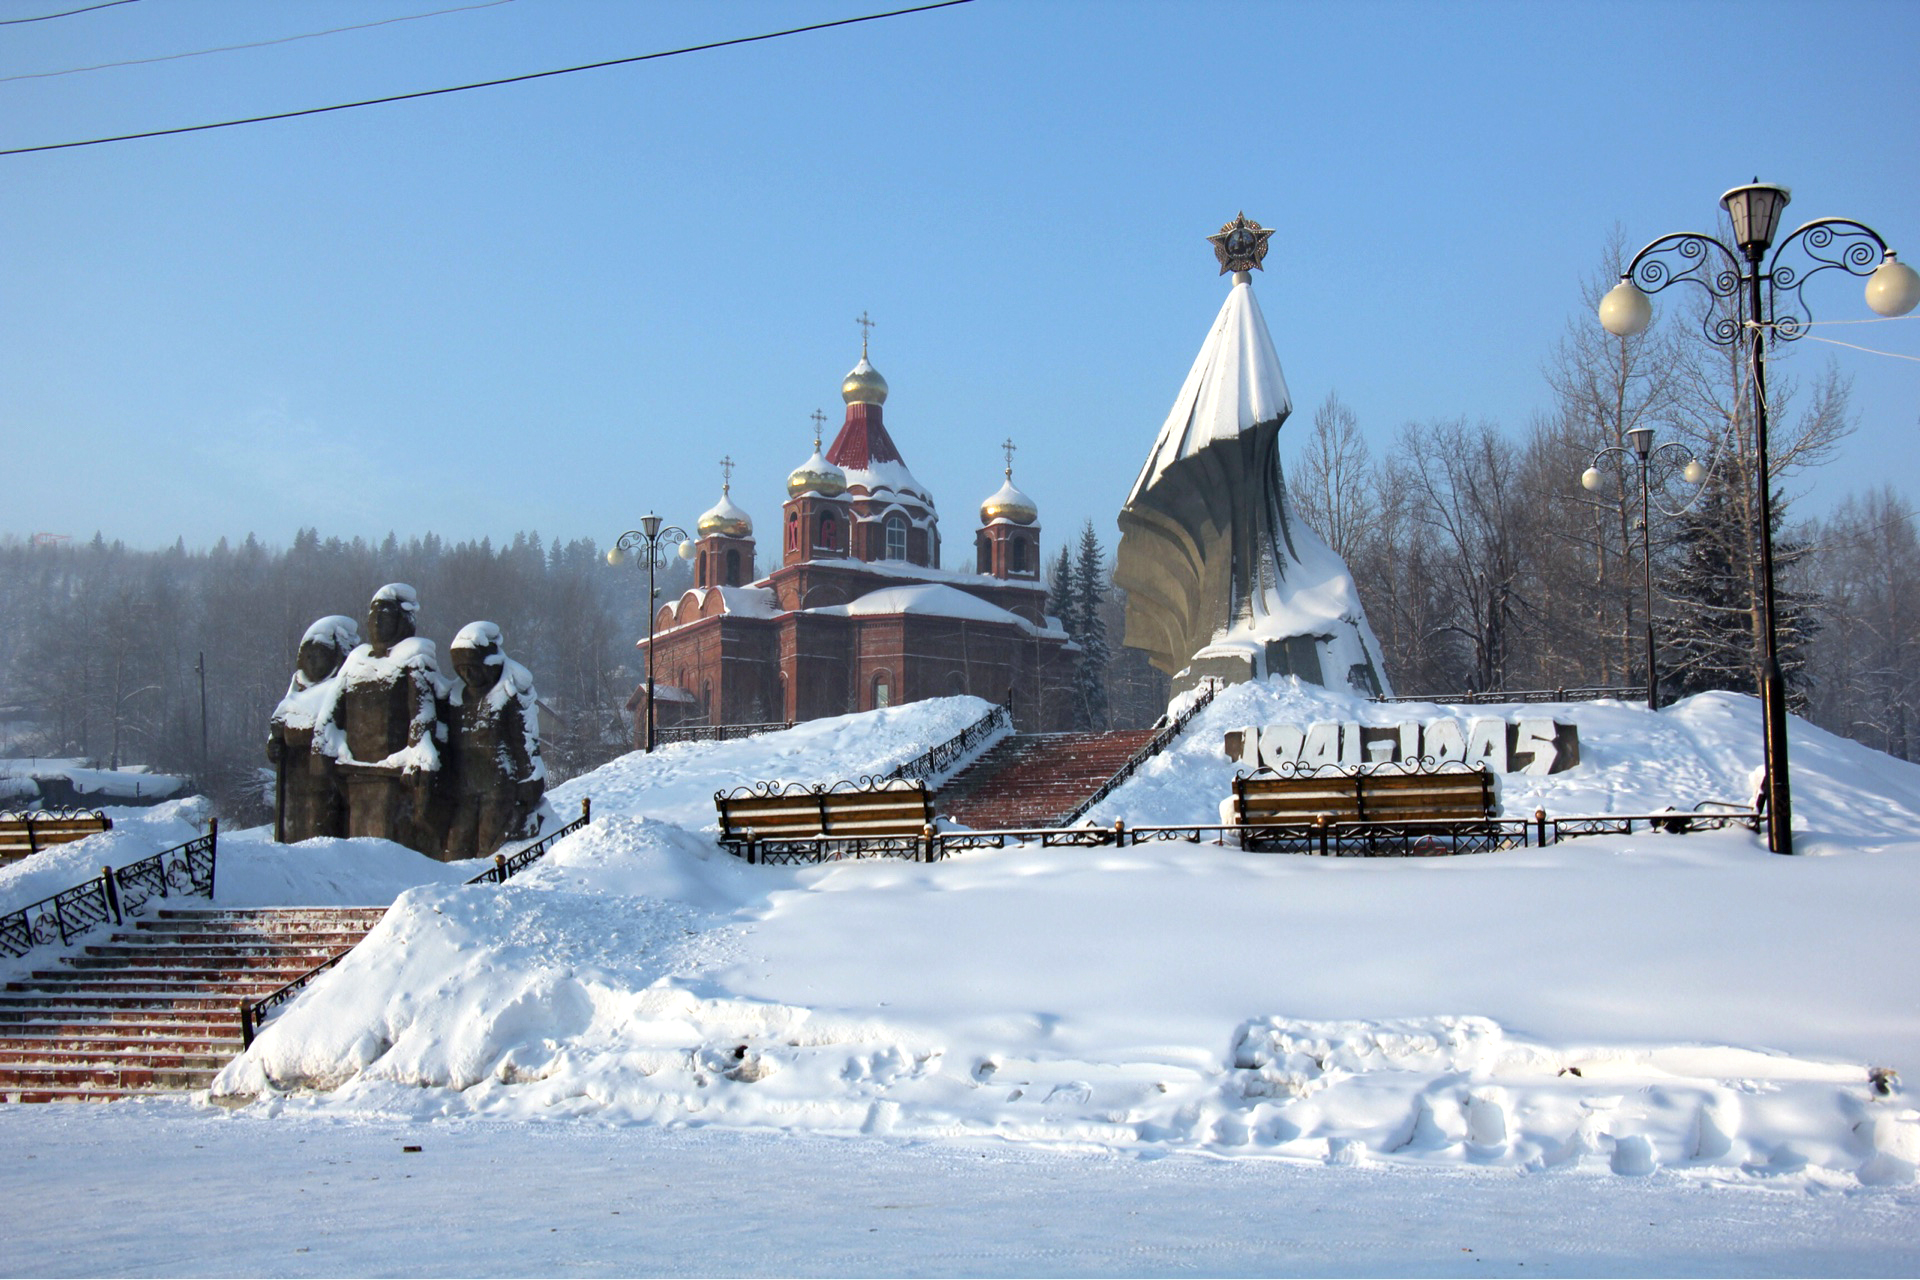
(1622, 232, 1745, 346)
(1764, 218, 1892, 343)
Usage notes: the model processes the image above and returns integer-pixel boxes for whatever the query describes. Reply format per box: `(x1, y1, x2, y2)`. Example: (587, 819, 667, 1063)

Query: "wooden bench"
(715, 780, 935, 864)
(0, 809, 113, 866)
(1229, 764, 1514, 855)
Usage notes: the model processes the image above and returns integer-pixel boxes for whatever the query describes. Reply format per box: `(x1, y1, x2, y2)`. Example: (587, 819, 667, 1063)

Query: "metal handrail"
(0, 822, 217, 959)
(466, 798, 593, 885)
(886, 702, 1013, 785)
(239, 946, 350, 1049)
(1055, 679, 1220, 826)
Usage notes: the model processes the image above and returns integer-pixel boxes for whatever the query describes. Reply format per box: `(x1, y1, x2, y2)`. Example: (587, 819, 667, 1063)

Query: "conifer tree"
(1072, 520, 1110, 730)
(1664, 472, 1818, 709)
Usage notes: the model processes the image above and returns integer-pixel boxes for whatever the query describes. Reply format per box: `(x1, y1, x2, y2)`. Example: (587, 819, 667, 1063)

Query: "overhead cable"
(0, 0, 137, 24)
(1, 0, 515, 83)
(0, 0, 972, 157)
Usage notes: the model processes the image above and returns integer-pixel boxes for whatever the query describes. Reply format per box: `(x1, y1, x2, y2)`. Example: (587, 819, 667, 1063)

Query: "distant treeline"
(0, 528, 690, 820)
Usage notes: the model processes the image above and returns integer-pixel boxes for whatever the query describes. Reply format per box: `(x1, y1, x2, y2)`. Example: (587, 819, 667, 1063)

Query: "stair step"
(0, 906, 378, 1105)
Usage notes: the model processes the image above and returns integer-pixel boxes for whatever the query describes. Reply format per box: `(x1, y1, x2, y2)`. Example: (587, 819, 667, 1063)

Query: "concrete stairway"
(0, 906, 385, 1103)
(937, 730, 1158, 830)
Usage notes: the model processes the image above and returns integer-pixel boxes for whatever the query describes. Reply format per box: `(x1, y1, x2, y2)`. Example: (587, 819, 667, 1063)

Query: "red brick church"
(644, 340, 1077, 732)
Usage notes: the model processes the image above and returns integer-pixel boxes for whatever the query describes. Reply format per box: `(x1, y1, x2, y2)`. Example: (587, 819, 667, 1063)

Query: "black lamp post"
(1581, 426, 1704, 711)
(1598, 183, 1920, 854)
(608, 514, 691, 753)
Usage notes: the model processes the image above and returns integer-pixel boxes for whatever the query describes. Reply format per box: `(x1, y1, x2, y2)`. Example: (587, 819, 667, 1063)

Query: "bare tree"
(1289, 391, 1374, 563)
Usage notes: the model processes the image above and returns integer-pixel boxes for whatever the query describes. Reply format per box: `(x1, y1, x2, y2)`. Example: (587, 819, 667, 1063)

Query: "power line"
(0, 0, 136, 23)
(0, 0, 972, 157)
(1, 0, 515, 84)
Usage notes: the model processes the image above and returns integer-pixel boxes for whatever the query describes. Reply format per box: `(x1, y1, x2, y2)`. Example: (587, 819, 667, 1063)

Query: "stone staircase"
(936, 730, 1158, 829)
(0, 906, 386, 1103)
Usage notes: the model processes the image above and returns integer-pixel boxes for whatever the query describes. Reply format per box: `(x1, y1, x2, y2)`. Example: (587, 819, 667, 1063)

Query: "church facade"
(644, 345, 1078, 733)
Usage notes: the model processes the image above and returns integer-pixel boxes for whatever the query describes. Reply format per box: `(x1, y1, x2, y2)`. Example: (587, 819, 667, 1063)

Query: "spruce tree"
(1047, 545, 1075, 624)
(1664, 473, 1818, 709)
(1072, 520, 1110, 730)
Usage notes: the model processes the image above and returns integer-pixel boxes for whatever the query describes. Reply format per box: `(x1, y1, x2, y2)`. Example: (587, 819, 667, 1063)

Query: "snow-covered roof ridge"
(811, 583, 1066, 638)
(1128, 277, 1293, 504)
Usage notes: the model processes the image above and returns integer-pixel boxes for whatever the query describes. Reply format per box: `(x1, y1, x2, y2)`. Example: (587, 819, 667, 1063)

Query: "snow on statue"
(1114, 213, 1391, 699)
(266, 613, 360, 843)
(443, 621, 546, 859)
(267, 587, 550, 860)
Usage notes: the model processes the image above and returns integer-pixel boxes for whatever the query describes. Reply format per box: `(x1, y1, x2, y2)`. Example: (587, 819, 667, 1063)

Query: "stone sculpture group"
(267, 584, 546, 861)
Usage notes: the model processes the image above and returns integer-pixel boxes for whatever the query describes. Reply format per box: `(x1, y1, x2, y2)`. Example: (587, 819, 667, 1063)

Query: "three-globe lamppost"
(1597, 183, 1920, 854)
(1581, 426, 1706, 712)
(607, 515, 694, 753)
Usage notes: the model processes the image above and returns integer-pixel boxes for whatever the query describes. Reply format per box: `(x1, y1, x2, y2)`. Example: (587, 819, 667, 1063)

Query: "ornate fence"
(654, 721, 793, 747)
(886, 703, 1013, 785)
(1373, 686, 1640, 706)
(0, 822, 218, 959)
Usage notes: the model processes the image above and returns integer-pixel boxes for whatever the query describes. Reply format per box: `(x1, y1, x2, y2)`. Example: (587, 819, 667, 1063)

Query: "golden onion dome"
(697, 492, 753, 538)
(786, 450, 848, 499)
(980, 477, 1038, 526)
(841, 357, 889, 406)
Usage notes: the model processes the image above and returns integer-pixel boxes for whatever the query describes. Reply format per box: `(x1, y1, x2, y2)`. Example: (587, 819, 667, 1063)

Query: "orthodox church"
(644, 337, 1078, 732)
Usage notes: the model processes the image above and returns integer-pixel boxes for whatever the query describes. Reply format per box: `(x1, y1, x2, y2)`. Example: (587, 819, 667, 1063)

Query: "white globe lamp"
(1599, 280, 1654, 337)
(1865, 253, 1920, 317)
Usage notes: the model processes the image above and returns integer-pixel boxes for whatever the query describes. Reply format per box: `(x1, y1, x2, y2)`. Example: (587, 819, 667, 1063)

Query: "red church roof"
(825, 402, 905, 471)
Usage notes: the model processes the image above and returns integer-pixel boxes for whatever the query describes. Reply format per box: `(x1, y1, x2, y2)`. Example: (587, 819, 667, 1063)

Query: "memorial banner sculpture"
(1115, 214, 1390, 698)
(266, 586, 547, 860)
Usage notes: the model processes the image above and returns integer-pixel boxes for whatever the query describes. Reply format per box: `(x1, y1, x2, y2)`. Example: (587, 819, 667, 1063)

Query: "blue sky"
(3, 0, 1916, 557)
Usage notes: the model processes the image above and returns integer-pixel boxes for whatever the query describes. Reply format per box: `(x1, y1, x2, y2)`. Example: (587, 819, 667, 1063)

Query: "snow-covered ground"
(9, 687, 1920, 1273)
(4, 1101, 1915, 1278)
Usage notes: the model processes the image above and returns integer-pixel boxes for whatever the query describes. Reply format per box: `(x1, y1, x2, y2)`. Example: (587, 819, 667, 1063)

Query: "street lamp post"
(1598, 183, 1920, 854)
(1581, 427, 1705, 711)
(607, 515, 692, 753)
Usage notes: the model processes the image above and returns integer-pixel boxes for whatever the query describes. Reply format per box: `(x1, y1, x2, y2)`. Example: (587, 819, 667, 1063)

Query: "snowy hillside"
(169, 689, 1920, 1190)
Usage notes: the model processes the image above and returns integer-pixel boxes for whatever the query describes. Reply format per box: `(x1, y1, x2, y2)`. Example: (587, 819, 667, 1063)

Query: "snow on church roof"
(1127, 275, 1293, 505)
(812, 584, 1067, 639)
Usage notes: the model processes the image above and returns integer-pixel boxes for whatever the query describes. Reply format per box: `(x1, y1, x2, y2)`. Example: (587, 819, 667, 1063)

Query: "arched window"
(819, 512, 838, 551)
(884, 514, 908, 561)
(786, 511, 799, 552)
(725, 548, 741, 586)
(1011, 537, 1028, 574)
(871, 671, 892, 708)
(976, 535, 991, 574)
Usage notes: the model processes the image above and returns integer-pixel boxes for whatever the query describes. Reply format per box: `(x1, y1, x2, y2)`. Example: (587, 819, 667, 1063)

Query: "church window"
(786, 512, 799, 552)
(884, 514, 908, 561)
(872, 671, 892, 708)
(725, 549, 741, 586)
(977, 536, 991, 574)
(820, 513, 838, 551)
(1011, 537, 1028, 574)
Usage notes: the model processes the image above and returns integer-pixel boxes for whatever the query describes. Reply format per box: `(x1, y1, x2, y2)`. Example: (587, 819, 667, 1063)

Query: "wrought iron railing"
(239, 946, 351, 1048)
(713, 798, 1759, 866)
(466, 798, 593, 884)
(886, 702, 1013, 785)
(0, 822, 218, 959)
(1054, 679, 1220, 826)
(1373, 686, 1640, 706)
(654, 721, 794, 747)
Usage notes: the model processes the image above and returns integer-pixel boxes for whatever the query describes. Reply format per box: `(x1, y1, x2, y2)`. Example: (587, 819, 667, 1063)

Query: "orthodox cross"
(719, 455, 735, 494)
(810, 408, 828, 451)
(1001, 437, 1017, 478)
(855, 310, 876, 357)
